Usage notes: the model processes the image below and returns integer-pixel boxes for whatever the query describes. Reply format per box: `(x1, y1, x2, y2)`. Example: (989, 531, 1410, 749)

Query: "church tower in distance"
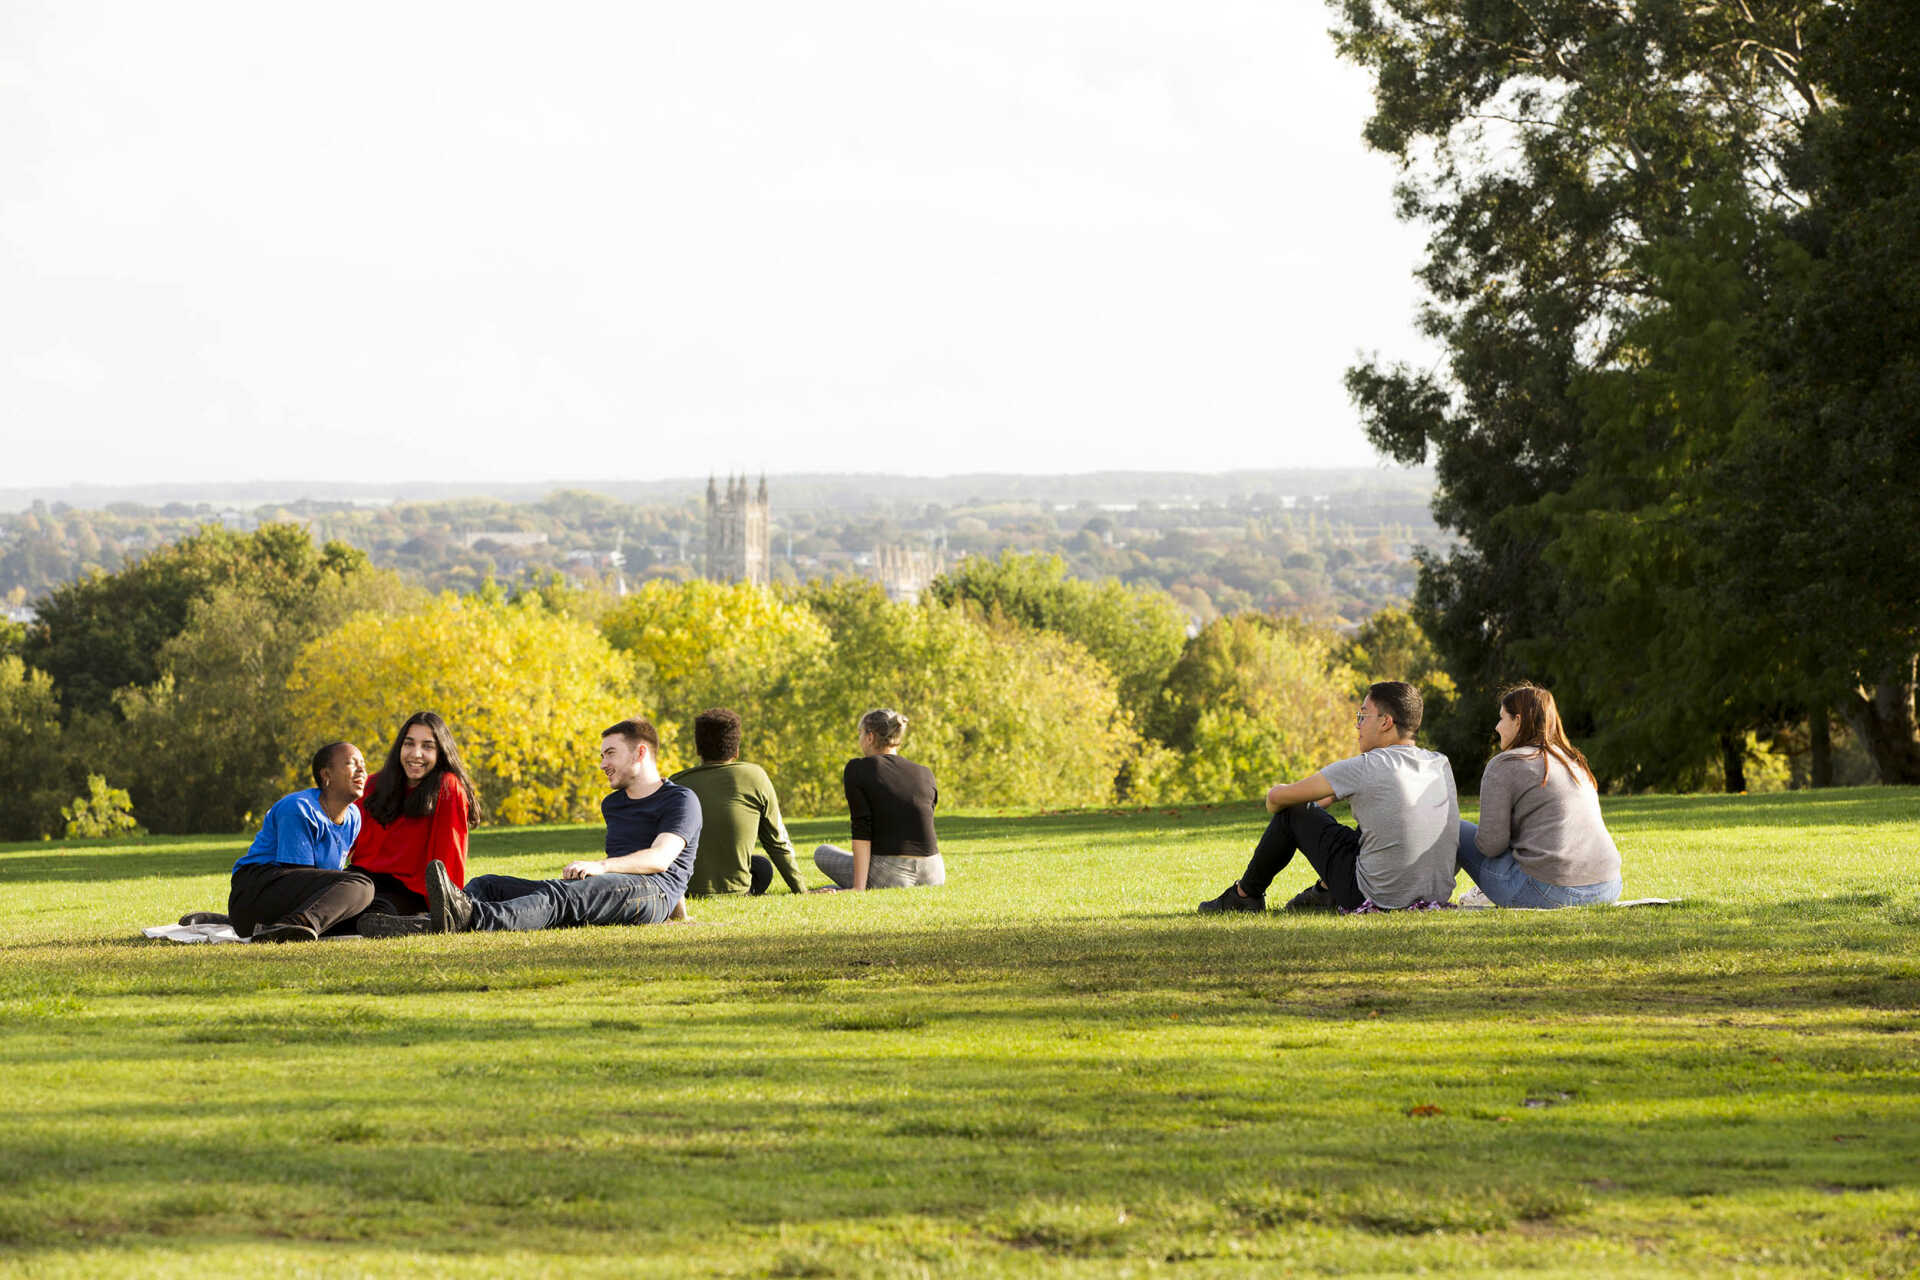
(705, 474, 770, 586)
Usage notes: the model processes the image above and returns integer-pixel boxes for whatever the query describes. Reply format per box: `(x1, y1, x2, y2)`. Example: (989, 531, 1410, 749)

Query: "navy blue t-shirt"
(601, 779, 702, 904)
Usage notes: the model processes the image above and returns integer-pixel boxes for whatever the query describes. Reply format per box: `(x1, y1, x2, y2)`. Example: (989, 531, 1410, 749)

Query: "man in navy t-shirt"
(423, 718, 701, 933)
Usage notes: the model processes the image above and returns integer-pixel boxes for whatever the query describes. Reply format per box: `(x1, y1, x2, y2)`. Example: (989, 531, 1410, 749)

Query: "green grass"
(2, 790, 1917, 1277)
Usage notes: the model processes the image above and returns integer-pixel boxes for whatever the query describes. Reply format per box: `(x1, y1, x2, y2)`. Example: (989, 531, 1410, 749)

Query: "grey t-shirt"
(1474, 749, 1621, 887)
(1320, 744, 1460, 908)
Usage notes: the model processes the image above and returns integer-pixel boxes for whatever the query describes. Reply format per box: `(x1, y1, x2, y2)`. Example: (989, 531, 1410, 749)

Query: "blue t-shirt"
(232, 789, 361, 874)
(601, 779, 702, 905)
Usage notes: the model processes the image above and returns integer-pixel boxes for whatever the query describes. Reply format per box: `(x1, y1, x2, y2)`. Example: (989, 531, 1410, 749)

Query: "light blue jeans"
(1455, 820, 1621, 908)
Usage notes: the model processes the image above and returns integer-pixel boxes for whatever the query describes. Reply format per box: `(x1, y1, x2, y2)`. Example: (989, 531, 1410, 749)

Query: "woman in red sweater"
(351, 711, 481, 917)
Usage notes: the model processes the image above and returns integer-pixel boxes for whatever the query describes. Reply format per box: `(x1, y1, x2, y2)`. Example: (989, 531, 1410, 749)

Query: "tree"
(1331, 0, 1831, 787)
(114, 569, 422, 833)
(24, 524, 370, 719)
(286, 595, 639, 825)
(1710, 0, 1920, 781)
(599, 578, 831, 779)
(926, 552, 1188, 713)
(789, 588, 1136, 814)
(1152, 614, 1361, 803)
(1542, 188, 1796, 786)
(0, 657, 82, 840)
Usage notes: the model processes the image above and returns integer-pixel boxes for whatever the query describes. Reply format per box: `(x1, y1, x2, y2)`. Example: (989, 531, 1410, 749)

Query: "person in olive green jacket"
(671, 708, 806, 896)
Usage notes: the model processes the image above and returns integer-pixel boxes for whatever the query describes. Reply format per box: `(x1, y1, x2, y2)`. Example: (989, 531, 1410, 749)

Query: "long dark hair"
(1499, 685, 1595, 787)
(366, 711, 482, 825)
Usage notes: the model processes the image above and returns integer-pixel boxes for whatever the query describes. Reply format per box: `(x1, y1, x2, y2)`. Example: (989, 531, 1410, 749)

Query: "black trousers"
(360, 869, 429, 916)
(228, 864, 375, 937)
(1240, 804, 1366, 910)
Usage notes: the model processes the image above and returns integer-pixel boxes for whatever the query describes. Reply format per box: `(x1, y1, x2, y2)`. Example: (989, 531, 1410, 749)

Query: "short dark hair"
(692, 708, 742, 763)
(310, 741, 352, 789)
(601, 718, 660, 755)
(1366, 681, 1423, 736)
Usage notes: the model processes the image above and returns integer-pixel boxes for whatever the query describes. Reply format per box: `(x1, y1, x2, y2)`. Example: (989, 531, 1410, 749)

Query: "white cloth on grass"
(142, 922, 247, 943)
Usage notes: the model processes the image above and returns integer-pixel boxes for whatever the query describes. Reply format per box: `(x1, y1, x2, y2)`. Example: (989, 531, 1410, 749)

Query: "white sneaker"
(1456, 886, 1494, 909)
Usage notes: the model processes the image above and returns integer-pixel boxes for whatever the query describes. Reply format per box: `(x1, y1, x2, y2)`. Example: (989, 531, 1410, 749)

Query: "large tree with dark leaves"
(1713, 0, 1920, 782)
(1330, 0, 1834, 786)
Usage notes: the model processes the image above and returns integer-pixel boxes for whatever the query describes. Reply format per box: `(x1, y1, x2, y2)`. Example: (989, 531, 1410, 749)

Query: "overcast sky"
(2, 1, 1437, 489)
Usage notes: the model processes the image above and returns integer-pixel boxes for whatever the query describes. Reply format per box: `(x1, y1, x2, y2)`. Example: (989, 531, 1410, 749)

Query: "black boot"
(426, 860, 474, 933)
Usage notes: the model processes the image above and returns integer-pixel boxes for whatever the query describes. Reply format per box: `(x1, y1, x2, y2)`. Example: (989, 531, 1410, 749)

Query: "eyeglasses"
(1355, 712, 1380, 726)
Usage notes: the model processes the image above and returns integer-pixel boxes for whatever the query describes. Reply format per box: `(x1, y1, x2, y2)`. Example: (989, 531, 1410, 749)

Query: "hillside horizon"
(0, 465, 1433, 516)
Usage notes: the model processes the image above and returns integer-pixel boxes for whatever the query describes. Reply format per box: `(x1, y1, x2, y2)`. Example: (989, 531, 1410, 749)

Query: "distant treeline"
(0, 470, 1441, 625)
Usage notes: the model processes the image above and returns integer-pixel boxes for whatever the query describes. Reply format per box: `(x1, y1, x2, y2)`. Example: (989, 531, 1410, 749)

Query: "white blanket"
(143, 922, 248, 943)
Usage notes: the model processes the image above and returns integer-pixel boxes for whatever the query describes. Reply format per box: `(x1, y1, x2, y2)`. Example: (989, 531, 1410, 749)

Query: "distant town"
(0, 468, 1442, 628)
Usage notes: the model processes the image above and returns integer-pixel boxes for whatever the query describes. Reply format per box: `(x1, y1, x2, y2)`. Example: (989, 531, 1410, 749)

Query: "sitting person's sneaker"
(425, 860, 475, 933)
(1281, 881, 1336, 912)
(251, 921, 319, 944)
(357, 912, 430, 937)
(1198, 882, 1265, 913)
(1456, 886, 1494, 909)
(178, 911, 231, 927)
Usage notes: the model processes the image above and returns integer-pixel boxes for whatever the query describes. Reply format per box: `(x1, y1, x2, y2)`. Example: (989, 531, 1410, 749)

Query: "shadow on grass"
(0, 843, 240, 883)
(0, 966, 1913, 1260)
(1601, 787, 1920, 829)
(9, 897, 1915, 1013)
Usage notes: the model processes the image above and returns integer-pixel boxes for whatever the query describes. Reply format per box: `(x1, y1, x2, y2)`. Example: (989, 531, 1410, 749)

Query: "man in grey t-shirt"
(1198, 681, 1459, 914)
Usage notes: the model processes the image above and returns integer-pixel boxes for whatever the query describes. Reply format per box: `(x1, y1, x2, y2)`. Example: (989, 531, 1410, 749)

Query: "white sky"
(1, 1, 1436, 488)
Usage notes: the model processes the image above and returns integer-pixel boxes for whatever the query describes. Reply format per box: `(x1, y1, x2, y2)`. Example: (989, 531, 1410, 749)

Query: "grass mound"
(1, 789, 1916, 1276)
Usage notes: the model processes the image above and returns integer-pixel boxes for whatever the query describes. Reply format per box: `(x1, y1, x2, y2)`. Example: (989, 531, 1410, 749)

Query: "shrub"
(61, 775, 143, 839)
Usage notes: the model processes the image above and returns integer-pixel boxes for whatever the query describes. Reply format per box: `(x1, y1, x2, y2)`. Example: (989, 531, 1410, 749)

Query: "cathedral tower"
(705, 474, 770, 586)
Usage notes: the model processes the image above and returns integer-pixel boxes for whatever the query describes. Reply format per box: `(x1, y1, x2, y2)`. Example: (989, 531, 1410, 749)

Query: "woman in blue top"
(227, 741, 376, 942)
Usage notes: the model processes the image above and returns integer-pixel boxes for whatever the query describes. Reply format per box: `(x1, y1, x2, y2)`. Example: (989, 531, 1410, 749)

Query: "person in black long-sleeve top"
(813, 708, 946, 891)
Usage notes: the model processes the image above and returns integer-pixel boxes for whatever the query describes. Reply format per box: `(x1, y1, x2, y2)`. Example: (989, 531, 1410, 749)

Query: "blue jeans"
(1455, 820, 1621, 908)
(463, 872, 677, 932)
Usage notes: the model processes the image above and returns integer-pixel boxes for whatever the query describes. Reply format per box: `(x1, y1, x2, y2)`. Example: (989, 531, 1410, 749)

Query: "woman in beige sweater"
(1455, 685, 1622, 908)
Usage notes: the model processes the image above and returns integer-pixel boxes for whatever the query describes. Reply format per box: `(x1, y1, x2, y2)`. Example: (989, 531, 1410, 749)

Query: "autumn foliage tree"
(1149, 614, 1362, 803)
(600, 578, 830, 778)
(286, 594, 640, 825)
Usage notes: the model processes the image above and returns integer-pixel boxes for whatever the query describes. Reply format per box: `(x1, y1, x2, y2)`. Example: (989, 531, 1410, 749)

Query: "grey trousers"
(813, 845, 946, 890)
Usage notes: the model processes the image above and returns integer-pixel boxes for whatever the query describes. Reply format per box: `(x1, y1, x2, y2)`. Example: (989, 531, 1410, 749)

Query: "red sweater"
(351, 772, 470, 893)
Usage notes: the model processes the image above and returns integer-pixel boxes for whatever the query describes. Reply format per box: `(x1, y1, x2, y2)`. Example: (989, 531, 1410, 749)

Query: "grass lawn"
(2, 789, 1916, 1277)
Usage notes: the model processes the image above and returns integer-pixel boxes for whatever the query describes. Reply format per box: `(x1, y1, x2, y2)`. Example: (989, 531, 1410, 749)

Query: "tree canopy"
(1333, 0, 1920, 785)
(24, 524, 369, 720)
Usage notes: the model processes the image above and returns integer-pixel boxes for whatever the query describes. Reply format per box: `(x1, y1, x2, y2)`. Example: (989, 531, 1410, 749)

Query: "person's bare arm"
(850, 839, 872, 891)
(1265, 771, 1336, 814)
(563, 833, 687, 879)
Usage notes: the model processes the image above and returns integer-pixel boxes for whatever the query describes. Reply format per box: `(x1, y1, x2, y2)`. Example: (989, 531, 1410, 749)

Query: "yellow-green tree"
(287, 594, 640, 824)
(0, 656, 80, 839)
(1153, 614, 1360, 803)
(600, 578, 830, 777)
(788, 582, 1136, 814)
